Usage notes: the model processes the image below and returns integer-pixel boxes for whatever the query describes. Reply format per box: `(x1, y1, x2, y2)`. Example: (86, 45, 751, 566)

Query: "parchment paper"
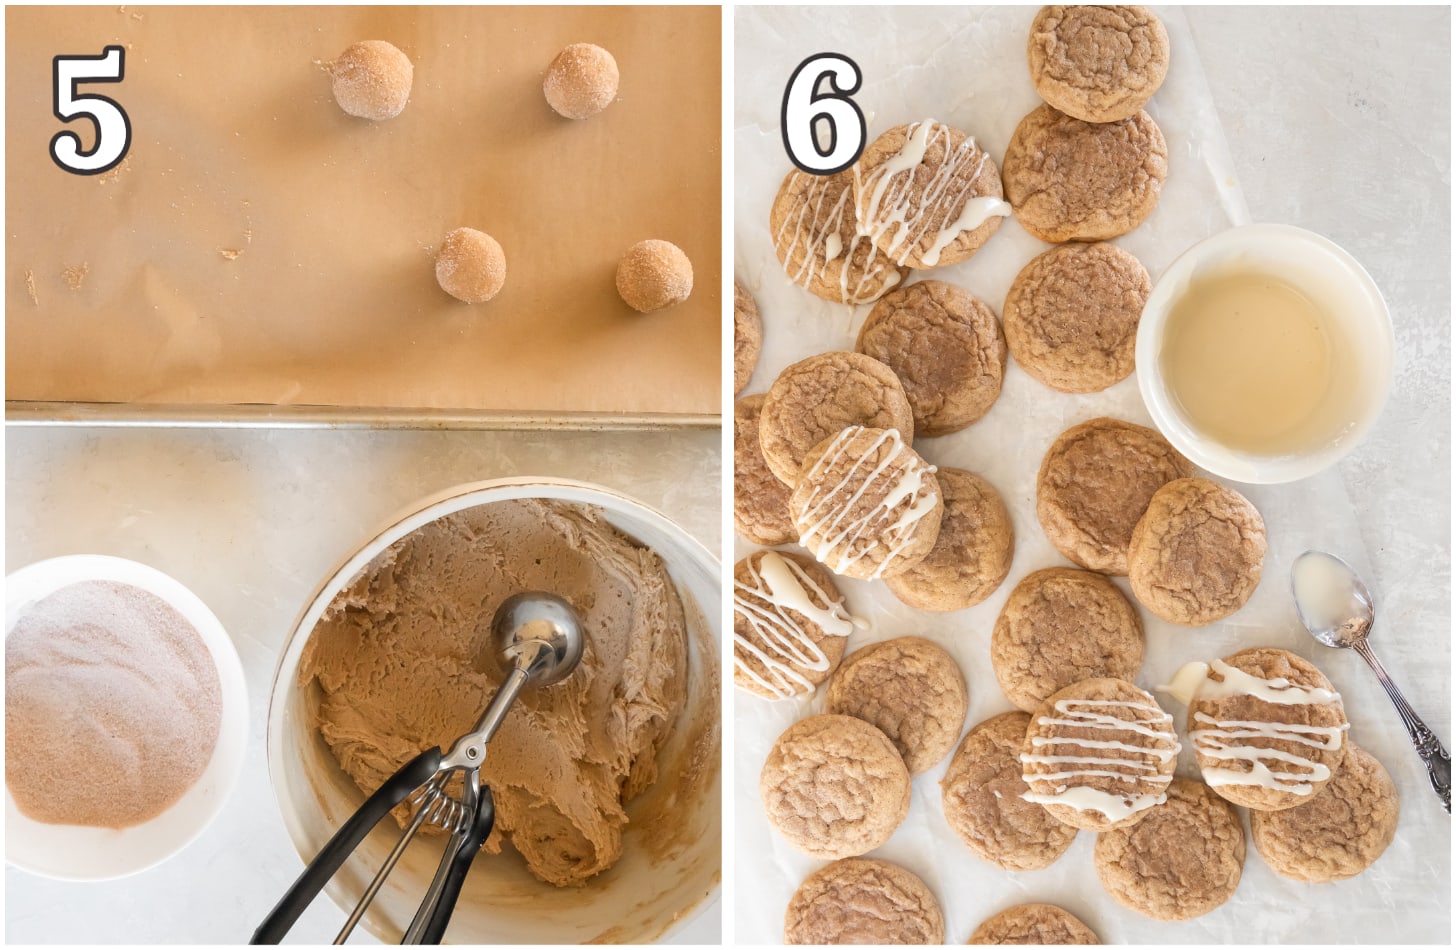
(5, 5, 720, 418)
(733, 6, 1450, 944)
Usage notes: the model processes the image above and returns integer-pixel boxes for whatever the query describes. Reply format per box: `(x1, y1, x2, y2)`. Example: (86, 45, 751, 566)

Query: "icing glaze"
(793, 426, 938, 580)
(854, 118, 1011, 267)
(1187, 658, 1349, 795)
(773, 171, 901, 304)
(732, 551, 863, 699)
(1019, 696, 1180, 821)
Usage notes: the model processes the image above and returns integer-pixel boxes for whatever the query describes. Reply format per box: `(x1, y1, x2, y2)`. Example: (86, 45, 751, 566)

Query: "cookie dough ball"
(1187, 648, 1348, 810)
(761, 714, 911, 860)
(616, 239, 693, 312)
(1004, 243, 1151, 394)
(1022, 677, 1180, 832)
(330, 40, 413, 121)
(969, 903, 1100, 945)
(855, 280, 1008, 437)
(543, 42, 619, 120)
(1028, 6, 1170, 123)
(941, 712, 1079, 871)
(1250, 740, 1399, 882)
(733, 550, 854, 700)
(1127, 477, 1267, 626)
(435, 228, 507, 304)
(785, 858, 944, 945)
(734, 282, 762, 395)
(1036, 417, 1193, 575)
(825, 637, 968, 775)
(992, 568, 1144, 713)
(1002, 104, 1167, 243)
(884, 468, 1014, 612)
(1094, 778, 1246, 921)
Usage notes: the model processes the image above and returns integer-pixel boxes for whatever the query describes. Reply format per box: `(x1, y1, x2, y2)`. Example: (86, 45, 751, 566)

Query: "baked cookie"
(734, 282, 762, 395)
(790, 426, 942, 580)
(992, 568, 1144, 713)
(1002, 104, 1167, 243)
(1250, 740, 1399, 882)
(761, 714, 911, 860)
(785, 858, 944, 945)
(1027, 6, 1170, 123)
(885, 468, 1014, 612)
(1036, 417, 1193, 575)
(854, 119, 1011, 269)
(771, 168, 907, 305)
(855, 281, 1007, 436)
(969, 903, 1099, 945)
(1021, 677, 1179, 831)
(760, 351, 915, 486)
(733, 550, 858, 700)
(733, 395, 796, 545)
(1003, 243, 1150, 394)
(825, 637, 968, 775)
(1186, 648, 1349, 810)
(941, 711, 1078, 871)
(1127, 477, 1267, 626)
(1094, 778, 1245, 921)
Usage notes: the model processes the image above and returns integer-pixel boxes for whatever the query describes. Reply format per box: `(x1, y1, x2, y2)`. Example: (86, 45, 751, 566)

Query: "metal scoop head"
(490, 591, 585, 688)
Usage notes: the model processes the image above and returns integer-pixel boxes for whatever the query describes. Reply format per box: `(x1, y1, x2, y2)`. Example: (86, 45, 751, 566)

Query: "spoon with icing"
(1291, 550, 1451, 813)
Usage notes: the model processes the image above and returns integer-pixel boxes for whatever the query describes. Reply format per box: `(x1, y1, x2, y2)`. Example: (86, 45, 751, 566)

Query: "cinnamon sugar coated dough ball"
(330, 40, 413, 121)
(435, 228, 507, 304)
(616, 240, 693, 312)
(544, 43, 619, 119)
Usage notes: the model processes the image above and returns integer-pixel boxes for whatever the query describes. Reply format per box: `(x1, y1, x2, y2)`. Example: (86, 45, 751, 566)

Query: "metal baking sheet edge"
(5, 401, 720, 432)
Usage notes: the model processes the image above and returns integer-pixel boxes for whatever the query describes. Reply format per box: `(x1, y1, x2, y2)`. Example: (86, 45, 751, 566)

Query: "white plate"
(4, 555, 250, 881)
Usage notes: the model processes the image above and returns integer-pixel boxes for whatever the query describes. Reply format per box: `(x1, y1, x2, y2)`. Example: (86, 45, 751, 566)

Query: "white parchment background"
(733, 6, 1451, 944)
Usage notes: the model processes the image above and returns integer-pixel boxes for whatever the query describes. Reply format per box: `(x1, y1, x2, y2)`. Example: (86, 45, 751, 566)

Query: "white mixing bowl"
(265, 478, 721, 943)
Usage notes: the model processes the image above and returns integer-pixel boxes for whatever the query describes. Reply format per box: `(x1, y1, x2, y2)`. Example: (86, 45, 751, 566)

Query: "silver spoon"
(1291, 550, 1450, 813)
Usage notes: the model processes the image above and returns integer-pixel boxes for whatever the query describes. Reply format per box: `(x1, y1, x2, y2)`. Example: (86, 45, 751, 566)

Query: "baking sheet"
(733, 6, 1450, 944)
(6, 5, 720, 420)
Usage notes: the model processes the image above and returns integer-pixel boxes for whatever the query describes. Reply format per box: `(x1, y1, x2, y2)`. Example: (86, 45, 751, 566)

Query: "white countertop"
(5, 4, 1451, 945)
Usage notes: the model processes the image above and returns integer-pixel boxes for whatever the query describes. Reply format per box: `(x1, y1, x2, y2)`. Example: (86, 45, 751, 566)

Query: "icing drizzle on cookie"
(1020, 696, 1180, 822)
(793, 426, 939, 580)
(855, 118, 1012, 267)
(1186, 658, 1349, 796)
(773, 171, 902, 304)
(733, 551, 864, 699)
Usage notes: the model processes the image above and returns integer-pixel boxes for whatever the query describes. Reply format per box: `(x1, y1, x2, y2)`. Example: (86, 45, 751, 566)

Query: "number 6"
(51, 45, 132, 175)
(780, 53, 866, 176)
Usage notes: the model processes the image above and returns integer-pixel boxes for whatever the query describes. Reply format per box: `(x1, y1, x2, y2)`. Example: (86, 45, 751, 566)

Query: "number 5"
(51, 45, 132, 175)
(780, 53, 866, 176)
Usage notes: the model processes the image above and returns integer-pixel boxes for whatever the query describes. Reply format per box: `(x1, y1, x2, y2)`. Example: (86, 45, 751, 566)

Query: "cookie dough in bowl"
(268, 478, 720, 944)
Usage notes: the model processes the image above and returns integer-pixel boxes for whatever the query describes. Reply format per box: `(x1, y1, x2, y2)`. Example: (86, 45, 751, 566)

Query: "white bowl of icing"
(1136, 223, 1393, 484)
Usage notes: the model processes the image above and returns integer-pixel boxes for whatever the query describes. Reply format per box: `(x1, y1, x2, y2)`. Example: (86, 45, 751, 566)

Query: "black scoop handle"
(251, 748, 443, 944)
(415, 785, 495, 944)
